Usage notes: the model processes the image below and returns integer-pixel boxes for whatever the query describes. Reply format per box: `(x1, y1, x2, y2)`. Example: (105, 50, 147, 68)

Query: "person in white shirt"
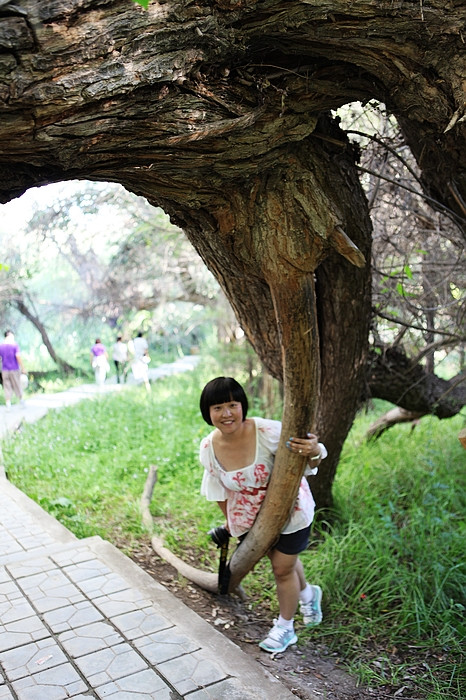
(199, 376, 327, 654)
(129, 331, 151, 392)
(112, 335, 128, 384)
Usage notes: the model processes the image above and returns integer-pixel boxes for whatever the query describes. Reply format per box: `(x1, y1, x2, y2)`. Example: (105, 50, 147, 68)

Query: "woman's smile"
(209, 401, 243, 432)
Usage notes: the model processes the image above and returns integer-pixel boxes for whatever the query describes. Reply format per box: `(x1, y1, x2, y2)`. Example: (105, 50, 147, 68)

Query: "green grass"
(3, 365, 465, 698)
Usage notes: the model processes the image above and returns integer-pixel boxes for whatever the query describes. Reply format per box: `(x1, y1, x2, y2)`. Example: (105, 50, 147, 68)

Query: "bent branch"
(139, 465, 243, 596)
(14, 298, 76, 374)
(368, 346, 466, 419)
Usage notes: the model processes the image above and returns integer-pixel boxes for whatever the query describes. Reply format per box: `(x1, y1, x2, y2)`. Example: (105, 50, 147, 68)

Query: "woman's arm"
(217, 500, 228, 519)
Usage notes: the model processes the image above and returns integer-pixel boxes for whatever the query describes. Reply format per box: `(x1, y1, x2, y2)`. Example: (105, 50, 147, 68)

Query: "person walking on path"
(90, 338, 109, 386)
(199, 376, 327, 654)
(129, 331, 151, 392)
(0, 330, 27, 411)
(112, 335, 128, 383)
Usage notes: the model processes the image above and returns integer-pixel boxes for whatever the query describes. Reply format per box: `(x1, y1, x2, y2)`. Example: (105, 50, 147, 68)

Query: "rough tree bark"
(0, 0, 464, 587)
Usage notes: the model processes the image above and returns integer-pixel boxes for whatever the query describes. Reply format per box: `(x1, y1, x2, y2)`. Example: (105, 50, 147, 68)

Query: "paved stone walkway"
(0, 360, 298, 699)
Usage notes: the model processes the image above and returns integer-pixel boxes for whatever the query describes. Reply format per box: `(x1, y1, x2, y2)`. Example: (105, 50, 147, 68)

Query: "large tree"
(0, 0, 464, 589)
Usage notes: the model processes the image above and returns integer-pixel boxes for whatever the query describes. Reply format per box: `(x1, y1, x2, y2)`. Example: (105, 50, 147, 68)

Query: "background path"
(0, 355, 201, 441)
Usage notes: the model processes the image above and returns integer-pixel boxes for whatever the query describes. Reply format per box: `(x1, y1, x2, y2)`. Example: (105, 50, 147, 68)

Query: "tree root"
(140, 464, 246, 599)
(150, 533, 218, 593)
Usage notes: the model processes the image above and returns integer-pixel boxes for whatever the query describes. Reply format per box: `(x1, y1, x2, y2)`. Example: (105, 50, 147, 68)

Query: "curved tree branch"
(139, 464, 245, 596)
(368, 346, 466, 419)
(14, 298, 76, 374)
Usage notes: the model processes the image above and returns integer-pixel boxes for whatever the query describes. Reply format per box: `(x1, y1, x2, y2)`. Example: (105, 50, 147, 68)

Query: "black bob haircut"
(200, 377, 248, 425)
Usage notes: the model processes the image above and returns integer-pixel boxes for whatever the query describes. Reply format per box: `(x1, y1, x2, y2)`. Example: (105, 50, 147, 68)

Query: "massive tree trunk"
(0, 0, 464, 585)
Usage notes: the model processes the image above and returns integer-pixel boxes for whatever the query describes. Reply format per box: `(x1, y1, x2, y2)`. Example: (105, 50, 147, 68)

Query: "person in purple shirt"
(0, 330, 26, 410)
(90, 338, 109, 386)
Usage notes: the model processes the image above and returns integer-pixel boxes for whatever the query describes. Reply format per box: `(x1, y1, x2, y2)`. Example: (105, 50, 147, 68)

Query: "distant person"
(112, 335, 128, 384)
(129, 331, 151, 392)
(90, 338, 109, 386)
(0, 330, 26, 411)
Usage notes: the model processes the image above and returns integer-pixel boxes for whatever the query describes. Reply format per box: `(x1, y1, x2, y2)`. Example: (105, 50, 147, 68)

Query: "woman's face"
(209, 399, 244, 433)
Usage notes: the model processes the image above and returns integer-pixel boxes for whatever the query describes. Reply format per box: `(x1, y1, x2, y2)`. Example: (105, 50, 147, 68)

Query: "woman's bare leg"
(268, 549, 300, 621)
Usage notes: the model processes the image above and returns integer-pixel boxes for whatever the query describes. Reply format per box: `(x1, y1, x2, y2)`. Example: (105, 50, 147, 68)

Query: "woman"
(129, 331, 151, 392)
(199, 376, 327, 653)
(90, 338, 109, 386)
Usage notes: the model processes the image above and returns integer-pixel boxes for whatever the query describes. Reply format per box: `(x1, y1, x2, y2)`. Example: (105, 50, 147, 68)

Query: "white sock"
(277, 615, 294, 630)
(299, 583, 313, 604)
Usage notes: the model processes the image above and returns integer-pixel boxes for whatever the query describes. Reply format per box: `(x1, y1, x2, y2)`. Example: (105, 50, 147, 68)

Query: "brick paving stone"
(109, 607, 172, 640)
(0, 687, 15, 700)
(92, 589, 152, 618)
(43, 599, 104, 633)
(16, 533, 56, 551)
(187, 678, 270, 699)
(0, 637, 67, 681)
(73, 642, 148, 687)
(95, 668, 174, 699)
(11, 662, 88, 699)
(0, 578, 20, 595)
(0, 613, 49, 651)
(17, 582, 85, 614)
(51, 546, 97, 568)
(0, 586, 36, 625)
(0, 578, 24, 606)
(18, 568, 79, 594)
(156, 650, 228, 696)
(61, 559, 112, 584)
(0, 535, 25, 559)
(74, 572, 129, 598)
(58, 621, 124, 658)
(6, 558, 57, 579)
(134, 627, 199, 664)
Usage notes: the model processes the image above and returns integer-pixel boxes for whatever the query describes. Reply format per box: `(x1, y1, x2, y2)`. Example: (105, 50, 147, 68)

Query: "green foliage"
(0, 180, 222, 371)
(3, 373, 465, 698)
(302, 404, 465, 698)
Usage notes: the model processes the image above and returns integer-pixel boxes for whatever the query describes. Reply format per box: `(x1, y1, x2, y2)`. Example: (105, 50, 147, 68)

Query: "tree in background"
(0, 181, 229, 366)
(336, 102, 464, 438)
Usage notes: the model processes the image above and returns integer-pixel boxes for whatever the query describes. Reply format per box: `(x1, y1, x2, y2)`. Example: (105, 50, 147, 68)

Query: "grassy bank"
(3, 364, 464, 699)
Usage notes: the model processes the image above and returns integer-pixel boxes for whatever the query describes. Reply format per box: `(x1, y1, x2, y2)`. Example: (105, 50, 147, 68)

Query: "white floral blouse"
(200, 417, 327, 538)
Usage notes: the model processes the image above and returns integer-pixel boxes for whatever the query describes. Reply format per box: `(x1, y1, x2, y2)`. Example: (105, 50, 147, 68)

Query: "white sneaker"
(259, 620, 297, 653)
(299, 584, 323, 626)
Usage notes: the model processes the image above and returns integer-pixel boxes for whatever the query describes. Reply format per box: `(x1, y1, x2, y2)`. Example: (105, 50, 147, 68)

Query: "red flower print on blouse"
(232, 471, 246, 489)
(254, 463, 268, 485)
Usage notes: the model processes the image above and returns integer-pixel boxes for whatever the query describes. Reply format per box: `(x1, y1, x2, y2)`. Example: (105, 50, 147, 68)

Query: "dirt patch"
(127, 540, 377, 700)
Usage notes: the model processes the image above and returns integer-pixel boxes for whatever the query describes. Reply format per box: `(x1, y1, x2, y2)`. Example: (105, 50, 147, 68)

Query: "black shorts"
(238, 524, 310, 556)
(273, 525, 311, 555)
